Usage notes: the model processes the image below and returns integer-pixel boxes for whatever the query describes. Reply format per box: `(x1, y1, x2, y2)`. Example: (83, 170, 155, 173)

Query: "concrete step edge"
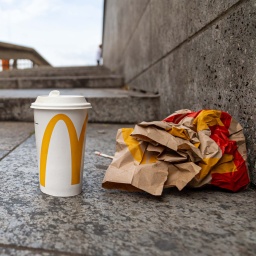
(0, 66, 120, 78)
(0, 89, 160, 123)
(0, 75, 123, 81)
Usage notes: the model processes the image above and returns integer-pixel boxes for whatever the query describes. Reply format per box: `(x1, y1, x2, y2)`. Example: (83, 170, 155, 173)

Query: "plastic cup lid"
(30, 90, 92, 110)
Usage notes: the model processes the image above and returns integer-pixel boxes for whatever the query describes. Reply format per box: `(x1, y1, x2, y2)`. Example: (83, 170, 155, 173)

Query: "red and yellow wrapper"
(102, 109, 250, 196)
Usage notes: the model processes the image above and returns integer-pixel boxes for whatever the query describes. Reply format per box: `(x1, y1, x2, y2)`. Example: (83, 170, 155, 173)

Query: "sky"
(0, 0, 104, 66)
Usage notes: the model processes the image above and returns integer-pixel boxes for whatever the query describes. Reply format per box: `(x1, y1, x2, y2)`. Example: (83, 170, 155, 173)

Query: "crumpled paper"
(102, 109, 250, 196)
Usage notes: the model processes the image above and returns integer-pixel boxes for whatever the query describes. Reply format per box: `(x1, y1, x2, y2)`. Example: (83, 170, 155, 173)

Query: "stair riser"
(0, 67, 112, 78)
(0, 97, 159, 123)
(0, 78, 123, 89)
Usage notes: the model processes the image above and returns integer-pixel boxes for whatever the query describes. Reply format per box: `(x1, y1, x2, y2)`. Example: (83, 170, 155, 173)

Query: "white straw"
(94, 151, 114, 159)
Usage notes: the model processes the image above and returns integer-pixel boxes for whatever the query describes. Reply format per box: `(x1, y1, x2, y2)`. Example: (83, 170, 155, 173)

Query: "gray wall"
(103, 0, 256, 186)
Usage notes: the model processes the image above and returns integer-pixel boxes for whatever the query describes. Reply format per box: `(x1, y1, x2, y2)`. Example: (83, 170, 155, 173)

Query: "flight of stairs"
(0, 66, 160, 123)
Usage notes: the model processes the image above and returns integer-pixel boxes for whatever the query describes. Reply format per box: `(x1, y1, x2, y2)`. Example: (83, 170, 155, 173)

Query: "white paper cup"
(31, 90, 92, 197)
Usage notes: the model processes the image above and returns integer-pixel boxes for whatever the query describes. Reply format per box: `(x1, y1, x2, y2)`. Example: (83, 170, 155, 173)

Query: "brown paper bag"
(102, 127, 200, 195)
(102, 109, 250, 195)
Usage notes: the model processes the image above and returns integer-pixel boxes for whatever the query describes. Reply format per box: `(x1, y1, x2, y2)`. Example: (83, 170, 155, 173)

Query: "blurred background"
(0, 0, 104, 67)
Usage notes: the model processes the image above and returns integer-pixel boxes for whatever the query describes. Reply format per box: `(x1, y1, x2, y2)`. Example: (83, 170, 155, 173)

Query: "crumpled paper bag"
(102, 110, 250, 196)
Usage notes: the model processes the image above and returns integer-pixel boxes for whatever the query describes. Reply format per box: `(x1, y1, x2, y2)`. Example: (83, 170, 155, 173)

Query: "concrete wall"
(103, 0, 256, 186)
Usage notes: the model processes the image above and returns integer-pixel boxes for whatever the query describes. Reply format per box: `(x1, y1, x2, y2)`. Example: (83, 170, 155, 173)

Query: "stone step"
(0, 75, 124, 89)
(0, 88, 160, 123)
(0, 122, 254, 255)
(0, 65, 113, 78)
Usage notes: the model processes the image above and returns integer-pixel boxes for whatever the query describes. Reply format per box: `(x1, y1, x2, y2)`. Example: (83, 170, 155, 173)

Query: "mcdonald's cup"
(31, 90, 92, 197)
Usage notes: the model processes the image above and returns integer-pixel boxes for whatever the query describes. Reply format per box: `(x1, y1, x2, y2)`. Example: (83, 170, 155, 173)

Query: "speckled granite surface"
(0, 122, 34, 160)
(0, 123, 255, 256)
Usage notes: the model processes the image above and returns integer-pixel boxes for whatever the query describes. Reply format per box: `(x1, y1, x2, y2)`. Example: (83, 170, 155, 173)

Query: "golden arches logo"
(40, 114, 88, 187)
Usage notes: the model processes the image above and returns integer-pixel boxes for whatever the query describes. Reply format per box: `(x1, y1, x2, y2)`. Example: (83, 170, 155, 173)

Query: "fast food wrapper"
(102, 110, 250, 195)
